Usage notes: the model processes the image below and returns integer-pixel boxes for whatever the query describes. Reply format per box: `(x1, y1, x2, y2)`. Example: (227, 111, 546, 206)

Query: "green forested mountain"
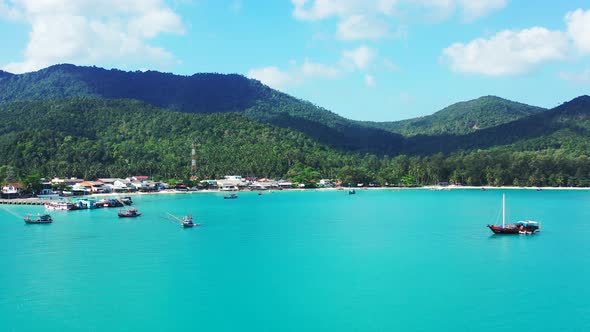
(0, 64, 402, 154)
(403, 95, 590, 155)
(0, 98, 361, 180)
(0, 97, 590, 187)
(1, 64, 590, 187)
(364, 96, 546, 136)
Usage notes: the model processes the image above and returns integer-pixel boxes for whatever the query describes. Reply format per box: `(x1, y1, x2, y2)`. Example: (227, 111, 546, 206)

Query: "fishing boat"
(349, 189, 356, 195)
(224, 193, 238, 199)
(120, 197, 133, 205)
(44, 201, 76, 211)
(118, 207, 141, 218)
(181, 215, 199, 228)
(166, 212, 200, 228)
(24, 213, 52, 224)
(75, 199, 96, 209)
(487, 194, 540, 235)
(96, 198, 124, 208)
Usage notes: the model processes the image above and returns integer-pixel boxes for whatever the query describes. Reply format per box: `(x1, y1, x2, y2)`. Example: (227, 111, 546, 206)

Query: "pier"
(0, 198, 47, 205)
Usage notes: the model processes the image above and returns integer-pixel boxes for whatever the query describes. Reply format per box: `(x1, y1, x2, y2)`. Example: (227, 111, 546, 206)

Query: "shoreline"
(5, 185, 590, 203)
(75, 185, 590, 198)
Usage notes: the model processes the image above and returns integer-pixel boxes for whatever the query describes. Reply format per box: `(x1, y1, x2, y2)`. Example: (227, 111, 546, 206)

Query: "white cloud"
(441, 27, 569, 76)
(365, 74, 376, 87)
(247, 59, 340, 90)
(337, 15, 389, 40)
(301, 59, 341, 78)
(1, 0, 185, 73)
(559, 69, 590, 85)
(383, 57, 399, 71)
(566, 8, 590, 54)
(342, 45, 377, 70)
(248, 49, 384, 90)
(247, 66, 298, 89)
(292, 0, 390, 21)
(0, 1, 22, 20)
(291, 0, 506, 29)
(459, 0, 507, 22)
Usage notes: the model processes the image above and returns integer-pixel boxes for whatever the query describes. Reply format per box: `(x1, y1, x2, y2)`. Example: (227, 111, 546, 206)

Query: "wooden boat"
(224, 193, 238, 199)
(349, 189, 356, 195)
(120, 197, 133, 205)
(96, 198, 124, 208)
(487, 194, 540, 235)
(181, 215, 199, 228)
(166, 212, 200, 228)
(24, 214, 52, 224)
(118, 208, 141, 218)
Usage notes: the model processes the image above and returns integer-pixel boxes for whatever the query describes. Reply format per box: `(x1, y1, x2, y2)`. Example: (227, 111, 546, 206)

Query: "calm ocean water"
(1, 189, 590, 331)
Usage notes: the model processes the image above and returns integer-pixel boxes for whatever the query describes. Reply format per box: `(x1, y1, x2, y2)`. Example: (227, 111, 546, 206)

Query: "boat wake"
(0, 206, 26, 220)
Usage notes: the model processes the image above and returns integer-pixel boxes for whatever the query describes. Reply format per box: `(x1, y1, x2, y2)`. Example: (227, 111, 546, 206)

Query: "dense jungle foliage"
(1, 97, 590, 187)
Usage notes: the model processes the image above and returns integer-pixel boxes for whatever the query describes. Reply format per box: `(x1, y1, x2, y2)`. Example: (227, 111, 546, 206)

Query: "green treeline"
(1, 98, 590, 187)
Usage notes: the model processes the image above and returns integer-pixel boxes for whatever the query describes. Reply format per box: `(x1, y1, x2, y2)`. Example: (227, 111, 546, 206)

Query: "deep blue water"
(1, 189, 590, 331)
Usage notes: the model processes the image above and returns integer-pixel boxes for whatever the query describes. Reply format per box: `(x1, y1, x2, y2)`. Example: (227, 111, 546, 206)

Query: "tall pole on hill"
(191, 143, 197, 176)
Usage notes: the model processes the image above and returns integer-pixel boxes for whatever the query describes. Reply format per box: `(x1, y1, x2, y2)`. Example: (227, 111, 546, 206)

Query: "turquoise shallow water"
(1, 189, 590, 331)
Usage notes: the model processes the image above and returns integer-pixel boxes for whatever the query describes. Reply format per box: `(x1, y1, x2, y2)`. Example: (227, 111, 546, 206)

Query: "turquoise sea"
(1, 189, 590, 331)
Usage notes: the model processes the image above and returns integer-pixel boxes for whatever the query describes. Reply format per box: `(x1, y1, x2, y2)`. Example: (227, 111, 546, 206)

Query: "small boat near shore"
(224, 193, 238, 199)
(24, 213, 52, 224)
(44, 201, 76, 211)
(119, 197, 133, 205)
(96, 198, 124, 208)
(118, 208, 141, 218)
(487, 194, 540, 235)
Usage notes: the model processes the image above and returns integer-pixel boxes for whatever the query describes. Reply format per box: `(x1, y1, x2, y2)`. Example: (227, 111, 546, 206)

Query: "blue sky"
(0, 0, 589, 121)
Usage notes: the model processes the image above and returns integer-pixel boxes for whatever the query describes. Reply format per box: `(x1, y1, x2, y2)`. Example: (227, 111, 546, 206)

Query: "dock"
(0, 198, 47, 205)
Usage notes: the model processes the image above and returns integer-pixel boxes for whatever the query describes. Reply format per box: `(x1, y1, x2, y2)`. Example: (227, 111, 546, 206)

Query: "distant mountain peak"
(567, 95, 590, 104)
(552, 95, 590, 115)
(363, 95, 547, 137)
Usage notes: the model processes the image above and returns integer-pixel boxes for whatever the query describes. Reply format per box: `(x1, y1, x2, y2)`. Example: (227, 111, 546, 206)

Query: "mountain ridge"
(363, 95, 546, 136)
(0, 64, 405, 155)
(1, 64, 585, 159)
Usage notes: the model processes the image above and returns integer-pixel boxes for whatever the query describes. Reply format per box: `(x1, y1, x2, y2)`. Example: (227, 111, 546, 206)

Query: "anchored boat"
(181, 215, 198, 228)
(166, 212, 200, 228)
(24, 214, 52, 224)
(118, 208, 141, 218)
(44, 201, 76, 211)
(487, 194, 540, 235)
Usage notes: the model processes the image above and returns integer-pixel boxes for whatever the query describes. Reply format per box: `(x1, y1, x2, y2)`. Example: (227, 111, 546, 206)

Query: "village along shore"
(3, 180, 590, 206)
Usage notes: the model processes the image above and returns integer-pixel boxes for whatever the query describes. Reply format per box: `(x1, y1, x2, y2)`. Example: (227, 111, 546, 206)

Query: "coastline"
(5, 185, 590, 204)
(81, 185, 590, 199)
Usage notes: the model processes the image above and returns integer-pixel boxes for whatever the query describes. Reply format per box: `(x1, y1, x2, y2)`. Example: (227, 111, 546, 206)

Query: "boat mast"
(502, 193, 506, 228)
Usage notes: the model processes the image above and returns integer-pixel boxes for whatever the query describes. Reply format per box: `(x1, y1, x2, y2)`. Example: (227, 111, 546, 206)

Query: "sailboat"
(487, 194, 540, 235)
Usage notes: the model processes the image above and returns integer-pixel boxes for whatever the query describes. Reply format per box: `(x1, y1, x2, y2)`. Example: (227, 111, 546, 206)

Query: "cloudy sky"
(1, 0, 589, 121)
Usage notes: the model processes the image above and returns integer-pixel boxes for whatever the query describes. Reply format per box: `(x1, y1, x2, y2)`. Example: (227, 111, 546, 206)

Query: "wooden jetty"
(0, 198, 47, 205)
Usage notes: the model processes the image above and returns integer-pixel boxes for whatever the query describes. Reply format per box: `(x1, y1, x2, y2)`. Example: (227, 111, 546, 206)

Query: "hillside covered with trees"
(1, 96, 590, 188)
(0, 64, 402, 155)
(364, 96, 546, 136)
